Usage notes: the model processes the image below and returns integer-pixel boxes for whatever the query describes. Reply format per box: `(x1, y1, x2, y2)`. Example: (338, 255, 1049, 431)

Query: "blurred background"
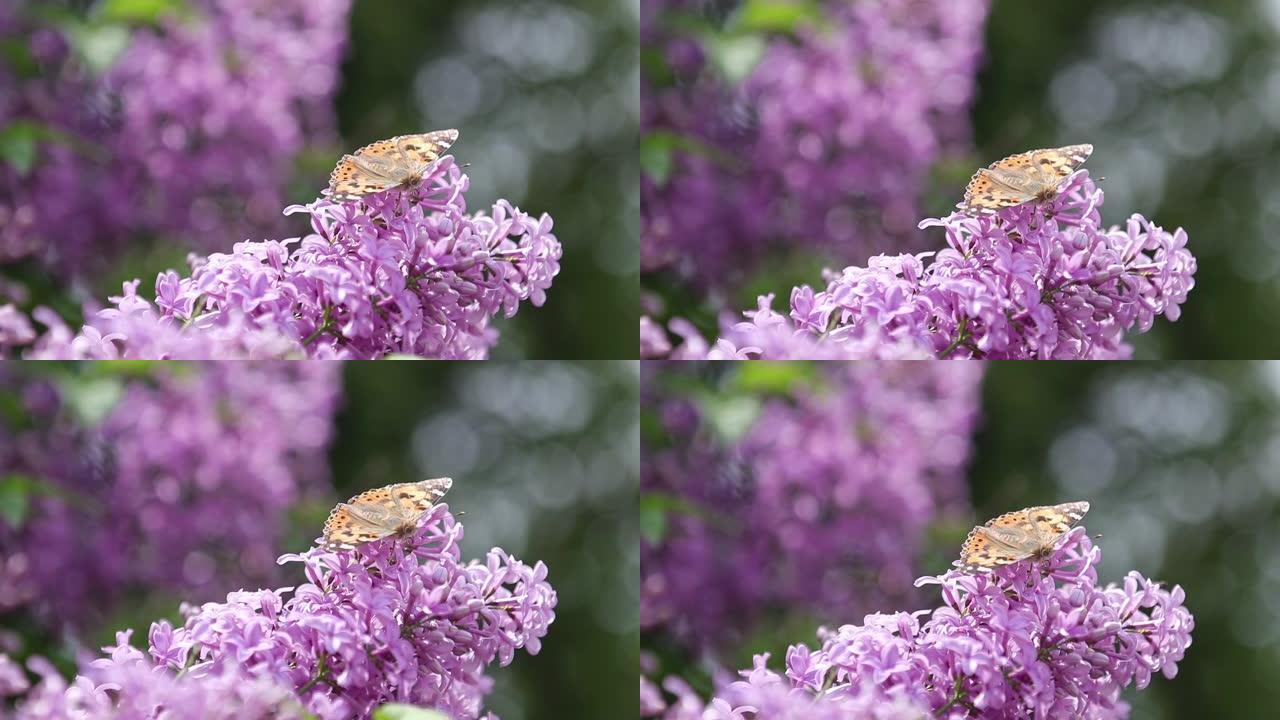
(0, 361, 638, 720)
(0, 0, 636, 358)
(641, 361, 1279, 718)
(641, 0, 1277, 358)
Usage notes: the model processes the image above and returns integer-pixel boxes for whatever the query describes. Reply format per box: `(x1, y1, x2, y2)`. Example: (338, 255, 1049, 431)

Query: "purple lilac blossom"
(7, 654, 309, 720)
(647, 529, 1193, 719)
(649, 663, 930, 719)
(0, 363, 340, 628)
(11, 158, 561, 359)
(640, 315, 672, 358)
(0, 0, 353, 271)
(6, 505, 556, 720)
(641, 362, 983, 649)
(0, 654, 28, 698)
(641, 0, 991, 289)
(651, 172, 1196, 359)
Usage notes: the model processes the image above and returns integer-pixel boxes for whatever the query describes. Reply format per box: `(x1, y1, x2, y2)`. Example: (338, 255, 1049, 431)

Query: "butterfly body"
(321, 477, 453, 550)
(962, 144, 1092, 215)
(957, 501, 1089, 573)
(328, 130, 459, 202)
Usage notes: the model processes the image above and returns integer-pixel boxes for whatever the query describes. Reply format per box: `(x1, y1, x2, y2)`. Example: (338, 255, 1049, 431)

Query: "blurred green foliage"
(372, 703, 449, 720)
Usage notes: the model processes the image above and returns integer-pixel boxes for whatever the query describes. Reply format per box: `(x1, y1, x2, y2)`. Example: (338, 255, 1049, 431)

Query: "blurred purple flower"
(0, 305, 35, 346)
(641, 362, 983, 649)
(0, 654, 28, 698)
(642, 0, 991, 289)
(651, 172, 1196, 359)
(0, 0, 353, 272)
(649, 530, 1193, 719)
(10, 652, 308, 720)
(0, 363, 340, 628)
(647, 658, 930, 719)
(657, 295, 933, 360)
(640, 315, 672, 358)
(7, 506, 557, 720)
(12, 159, 561, 359)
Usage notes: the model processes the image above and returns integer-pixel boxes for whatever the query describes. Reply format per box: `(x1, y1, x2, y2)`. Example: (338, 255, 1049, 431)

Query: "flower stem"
(301, 307, 333, 346)
(933, 681, 969, 717)
(938, 317, 970, 359)
(297, 656, 328, 695)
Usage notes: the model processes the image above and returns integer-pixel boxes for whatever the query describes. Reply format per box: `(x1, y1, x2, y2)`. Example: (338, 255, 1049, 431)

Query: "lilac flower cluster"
(641, 362, 983, 649)
(647, 172, 1196, 359)
(652, 661, 930, 720)
(3, 505, 556, 720)
(0, 0, 353, 271)
(644, 529, 1194, 719)
(0, 363, 340, 628)
(641, 0, 991, 288)
(3, 158, 560, 359)
(2, 653, 309, 720)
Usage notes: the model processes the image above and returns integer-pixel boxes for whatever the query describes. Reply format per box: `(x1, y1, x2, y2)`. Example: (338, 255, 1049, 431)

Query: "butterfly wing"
(958, 521, 1028, 572)
(327, 130, 458, 202)
(381, 477, 453, 518)
(320, 478, 453, 550)
(328, 155, 402, 201)
(962, 144, 1093, 215)
(393, 130, 458, 172)
(957, 501, 1091, 573)
(322, 503, 397, 550)
(1026, 501, 1090, 544)
(962, 167, 1034, 215)
(959, 507, 1041, 571)
(1030, 144, 1092, 187)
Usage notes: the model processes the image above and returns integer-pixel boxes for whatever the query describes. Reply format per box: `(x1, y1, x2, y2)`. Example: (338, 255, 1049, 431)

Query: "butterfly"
(961, 144, 1093, 215)
(320, 477, 453, 551)
(327, 129, 459, 202)
(956, 501, 1090, 573)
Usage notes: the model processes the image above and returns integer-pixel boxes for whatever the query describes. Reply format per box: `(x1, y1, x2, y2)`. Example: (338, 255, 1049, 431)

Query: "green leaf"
(640, 46, 675, 87)
(0, 122, 40, 176)
(704, 33, 767, 85)
(372, 705, 451, 720)
(639, 130, 739, 186)
(63, 22, 132, 74)
(730, 363, 818, 394)
(640, 133, 676, 185)
(0, 120, 92, 176)
(60, 377, 125, 426)
(83, 360, 163, 378)
(734, 0, 824, 33)
(698, 393, 761, 442)
(0, 39, 39, 78)
(639, 493, 668, 545)
(96, 0, 192, 24)
(0, 474, 35, 528)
